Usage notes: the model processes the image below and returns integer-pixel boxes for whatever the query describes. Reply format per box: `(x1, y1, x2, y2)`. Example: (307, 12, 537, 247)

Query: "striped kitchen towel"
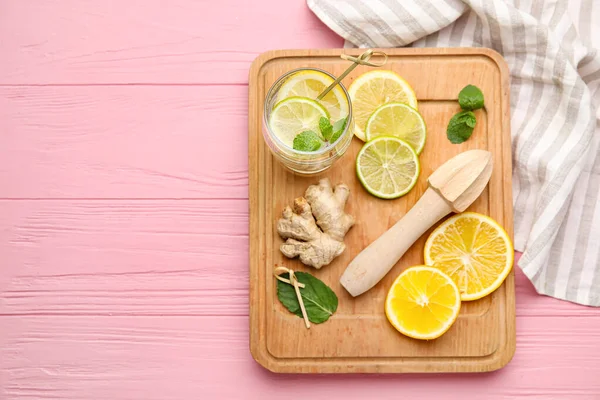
(307, 0, 600, 306)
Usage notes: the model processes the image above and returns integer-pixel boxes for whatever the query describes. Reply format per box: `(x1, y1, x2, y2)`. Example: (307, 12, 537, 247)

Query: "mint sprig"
(293, 130, 323, 151)
(292, 116, 348, 152)
(447, 111, 476, 144)
(447, 84, 483, 144)
(330, 116, 348, 143)
(458, 84, 484, 111)
(319, 117, 333, 141)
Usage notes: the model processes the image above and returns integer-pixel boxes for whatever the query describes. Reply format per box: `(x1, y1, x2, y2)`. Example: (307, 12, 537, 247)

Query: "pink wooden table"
(1, 1, 599, 399)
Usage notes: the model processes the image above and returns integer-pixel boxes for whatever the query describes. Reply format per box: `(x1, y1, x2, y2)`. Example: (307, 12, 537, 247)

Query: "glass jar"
(262, 68, 354, 175)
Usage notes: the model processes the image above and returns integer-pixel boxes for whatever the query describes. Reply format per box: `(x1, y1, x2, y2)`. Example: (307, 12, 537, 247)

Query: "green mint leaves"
(330, 116, 348, 143)
(458, 84, 485, 111)
(277, 271, 338, 324)
(447, 111, 477, 144)
(447, 84, 484, 144)
(292, 116, 348, 152)
(319, 117, 333, 141)
(293, 130, 323, 151)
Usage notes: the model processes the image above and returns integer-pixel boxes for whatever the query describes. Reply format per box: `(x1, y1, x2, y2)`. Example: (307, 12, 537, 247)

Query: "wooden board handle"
(340, 188, 453, 297)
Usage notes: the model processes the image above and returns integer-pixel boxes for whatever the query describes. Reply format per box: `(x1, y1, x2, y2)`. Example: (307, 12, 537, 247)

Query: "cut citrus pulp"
(356, 136, 420, 199)
(365, 102, 427, 154)
(277, 70, 348, 121)
(385, 266, 461, 340)
(348, 70, 418, 141)
(269, 96, 329, 148)
(424, 212, 514, 301)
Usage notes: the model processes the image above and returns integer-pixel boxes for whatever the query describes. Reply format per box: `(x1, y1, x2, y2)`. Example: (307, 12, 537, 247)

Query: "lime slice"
(277, 70, 348, 121)
(269, 96, 329, 148)
(356, 136, 420, 199)
(349, 70, 418, 141)
(366, 102, 427, 154)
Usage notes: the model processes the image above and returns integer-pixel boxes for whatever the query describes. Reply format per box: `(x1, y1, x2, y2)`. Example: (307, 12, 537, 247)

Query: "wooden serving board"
(248, 48, 514, 373)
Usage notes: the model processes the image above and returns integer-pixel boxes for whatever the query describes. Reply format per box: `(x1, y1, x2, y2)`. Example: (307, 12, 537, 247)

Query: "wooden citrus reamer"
(340, 149, 494, 297)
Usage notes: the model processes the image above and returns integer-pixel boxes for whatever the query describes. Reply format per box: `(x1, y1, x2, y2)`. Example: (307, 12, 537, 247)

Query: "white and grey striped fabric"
(307, 0, 600, 306)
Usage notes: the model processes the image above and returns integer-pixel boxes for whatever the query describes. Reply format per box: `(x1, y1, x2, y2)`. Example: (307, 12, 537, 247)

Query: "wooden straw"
(317, 49, 388, 100)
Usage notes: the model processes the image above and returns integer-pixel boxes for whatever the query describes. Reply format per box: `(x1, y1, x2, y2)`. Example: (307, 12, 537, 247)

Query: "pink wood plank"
(0, 199, 247, 316)
(0, 86, 247, 199)
(1, 0, 599, 397)
(1, 199, 598, 321)
(2, 315, 600, 399)
(0, 0, 342, 85)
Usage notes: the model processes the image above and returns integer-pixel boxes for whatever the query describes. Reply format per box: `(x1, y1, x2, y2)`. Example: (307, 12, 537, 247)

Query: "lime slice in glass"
(277, 70, 348, 120)
(269, 96, 329, 148)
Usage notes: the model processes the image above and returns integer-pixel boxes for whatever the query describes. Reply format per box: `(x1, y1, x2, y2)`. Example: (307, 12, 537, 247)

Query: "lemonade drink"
(262, 68, 354, 175)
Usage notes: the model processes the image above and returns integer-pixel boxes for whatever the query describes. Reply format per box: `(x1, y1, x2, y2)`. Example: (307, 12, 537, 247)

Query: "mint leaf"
(465, 114, 477, 128)
(447, 111, 477, 144)
(319, 117, 333, 141)
(330, 116, 348, 143)
(277, 271, 338, 324)
(293, 130, 323, 151)
(458, 84, 484, 111)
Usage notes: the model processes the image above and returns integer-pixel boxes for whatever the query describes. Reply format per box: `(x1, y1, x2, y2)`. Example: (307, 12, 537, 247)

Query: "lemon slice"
(424, 212, 514, 301)
(348, 70, 418, 141)
(365, 102, 427, 154)
(355, 136, 420, 199)
(385, 266, 461, 340)
(268, 96, 329, 148)
(277, 70, 348, 120)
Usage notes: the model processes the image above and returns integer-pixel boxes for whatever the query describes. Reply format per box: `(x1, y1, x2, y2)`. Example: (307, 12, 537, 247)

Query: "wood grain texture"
(250, 48, 514, 373)
(0, 202, 591, 319)
(1, 0, 600, 397)
(0, 200, 248, 316)
(2, 311, 600, 399)
(0, 86, 248, 199)
(0, 0, 340, 85)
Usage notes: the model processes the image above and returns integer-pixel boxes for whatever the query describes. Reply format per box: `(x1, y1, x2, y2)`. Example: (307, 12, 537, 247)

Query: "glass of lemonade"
(262, 68, 354, 175)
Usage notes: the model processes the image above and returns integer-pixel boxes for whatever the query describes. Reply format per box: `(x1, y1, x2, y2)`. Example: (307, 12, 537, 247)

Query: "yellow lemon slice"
(277, 70, 348, 121)
(385, 266, 461, 340)
(424, 212, 514, 301)
(348, 70, 418, 141)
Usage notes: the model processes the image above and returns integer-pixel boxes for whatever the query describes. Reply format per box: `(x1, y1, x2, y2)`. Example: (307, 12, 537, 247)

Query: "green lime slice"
(276, 70, 348, 120)
(365, 102, 427, 155)
(356, 136, 420, 199)
(348, 70, 418, 141)
(269, 96, 329, 148)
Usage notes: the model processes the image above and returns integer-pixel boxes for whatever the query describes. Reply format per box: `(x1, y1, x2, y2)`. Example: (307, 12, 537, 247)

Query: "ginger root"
(277, 178, 355, 269)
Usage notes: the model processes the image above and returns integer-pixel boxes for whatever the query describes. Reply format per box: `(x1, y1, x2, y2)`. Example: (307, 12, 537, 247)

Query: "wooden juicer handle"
(340, 149, 494, 297)
(340, 188, 452, 297)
